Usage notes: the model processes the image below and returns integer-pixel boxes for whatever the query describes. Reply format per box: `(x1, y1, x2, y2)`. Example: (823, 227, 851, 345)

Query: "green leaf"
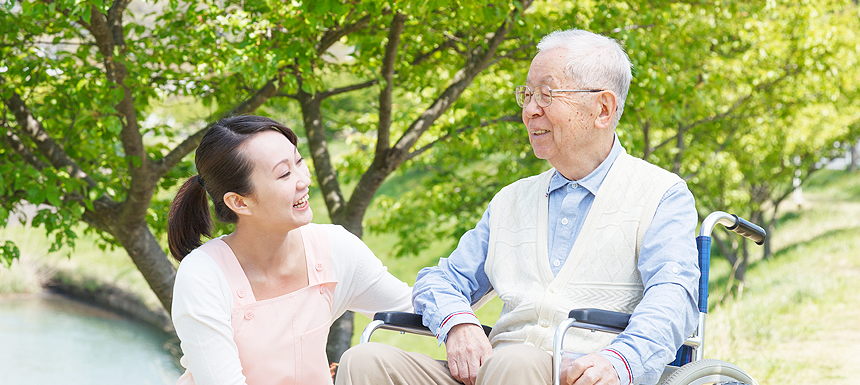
(0, 241, 20, 268)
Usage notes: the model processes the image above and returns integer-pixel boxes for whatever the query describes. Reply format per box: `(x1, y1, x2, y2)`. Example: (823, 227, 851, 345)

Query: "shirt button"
(236, 289, 245, 298)
(244, 310, 254, 320)
(315, 262, 324, 271)
(672, 267, 680, 274)
(561, 218, 569, 225)
(570, 184, 578, 189)
(540, 320, 549, 327)
(553, 260, 561, 267)
(319, 285, 327, 294)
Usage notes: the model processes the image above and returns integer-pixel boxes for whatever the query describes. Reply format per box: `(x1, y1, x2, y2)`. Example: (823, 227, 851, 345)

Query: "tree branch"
(153, 74, 287, 178)
(488, 41, 536, 67)
(0, 77, 97, 188)
(337, 0, 535, 229)
(391, 1, 532, 158)
(316, 13, 375, 54)
(410, 36, 460, 66)
(1, 125, 50, 171)
(376, 12, 408, 162)
(653, 61, 802, 154)
(406, 115, 521, 160)
(317, 79, 379, 99)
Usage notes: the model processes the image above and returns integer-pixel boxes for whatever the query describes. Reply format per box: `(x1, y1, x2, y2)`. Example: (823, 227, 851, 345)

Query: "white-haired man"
(336, 28, 700, 385)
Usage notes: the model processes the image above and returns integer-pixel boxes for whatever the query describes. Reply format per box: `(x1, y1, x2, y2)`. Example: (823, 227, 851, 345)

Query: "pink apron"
(177, 225, 337, 385)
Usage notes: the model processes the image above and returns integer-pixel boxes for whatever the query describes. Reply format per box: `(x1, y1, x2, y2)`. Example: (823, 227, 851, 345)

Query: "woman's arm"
(327, 225, 413, 320)
(172, 252, 247, 385)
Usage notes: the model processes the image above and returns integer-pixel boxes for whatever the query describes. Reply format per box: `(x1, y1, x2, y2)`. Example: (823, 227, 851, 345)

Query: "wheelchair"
(360, 211, 766, 385)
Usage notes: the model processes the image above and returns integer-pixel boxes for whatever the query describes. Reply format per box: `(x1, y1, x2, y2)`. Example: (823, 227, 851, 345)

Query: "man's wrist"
(437, 311, 481, 345)
(601, 348, 631, 385)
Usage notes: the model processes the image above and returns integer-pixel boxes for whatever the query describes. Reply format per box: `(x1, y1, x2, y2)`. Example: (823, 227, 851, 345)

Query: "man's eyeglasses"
(515, 85, 603, 108)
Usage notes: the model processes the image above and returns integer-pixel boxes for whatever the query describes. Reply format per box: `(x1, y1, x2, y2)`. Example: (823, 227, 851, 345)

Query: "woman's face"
(238, 130, 313, 231)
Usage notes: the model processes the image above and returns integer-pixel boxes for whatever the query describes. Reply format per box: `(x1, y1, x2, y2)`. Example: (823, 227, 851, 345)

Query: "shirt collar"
(547, 133, 626, 196)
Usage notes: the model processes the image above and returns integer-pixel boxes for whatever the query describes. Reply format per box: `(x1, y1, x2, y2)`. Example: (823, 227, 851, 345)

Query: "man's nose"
(523, 96, 544, 117)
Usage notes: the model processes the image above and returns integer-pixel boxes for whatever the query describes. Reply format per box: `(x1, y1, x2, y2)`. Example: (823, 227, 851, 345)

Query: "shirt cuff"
(601, 348, 632, 385)
(435, 311, 481, 345)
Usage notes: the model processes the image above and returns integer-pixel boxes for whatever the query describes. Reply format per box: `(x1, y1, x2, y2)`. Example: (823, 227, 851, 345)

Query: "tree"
(375, 0, 860, 292)
(0, 0, 541, 362)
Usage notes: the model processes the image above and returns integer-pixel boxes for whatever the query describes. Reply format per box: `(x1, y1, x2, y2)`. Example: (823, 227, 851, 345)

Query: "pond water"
(0, 293, 182, 385)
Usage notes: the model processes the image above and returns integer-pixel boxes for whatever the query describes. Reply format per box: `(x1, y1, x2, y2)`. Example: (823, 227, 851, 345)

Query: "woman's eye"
(279, 171, 291, 179)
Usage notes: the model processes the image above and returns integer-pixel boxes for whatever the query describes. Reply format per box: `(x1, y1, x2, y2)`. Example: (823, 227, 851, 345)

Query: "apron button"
(315, 262, 324, 271)
(244, 310, 254, 320)
(237, 289, 245, 298)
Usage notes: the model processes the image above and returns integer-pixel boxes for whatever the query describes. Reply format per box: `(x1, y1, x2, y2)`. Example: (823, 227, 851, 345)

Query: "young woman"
(167, 115, 412, 385)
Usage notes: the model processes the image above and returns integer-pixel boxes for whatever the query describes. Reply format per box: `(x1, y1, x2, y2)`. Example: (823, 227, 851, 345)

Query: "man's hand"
(445, 323, 493, 385)
(562, 353, 621, 385)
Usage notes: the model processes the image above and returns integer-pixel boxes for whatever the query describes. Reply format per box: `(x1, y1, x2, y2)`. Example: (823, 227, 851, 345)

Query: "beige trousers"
(335, 342, 552, 385)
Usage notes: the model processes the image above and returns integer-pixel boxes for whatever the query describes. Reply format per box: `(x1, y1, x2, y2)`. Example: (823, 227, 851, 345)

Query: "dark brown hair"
(167, 115, 298, 261)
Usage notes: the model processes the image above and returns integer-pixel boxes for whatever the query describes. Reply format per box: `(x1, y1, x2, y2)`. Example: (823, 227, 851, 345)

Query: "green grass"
(0, 223, 165, 310)
(699, 169, 860, 385)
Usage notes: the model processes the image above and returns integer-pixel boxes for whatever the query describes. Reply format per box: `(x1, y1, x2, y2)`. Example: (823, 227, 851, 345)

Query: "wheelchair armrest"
(567, 308, 630, 334)
(360, 312, 493, 344)
(373, 311, 428, 329)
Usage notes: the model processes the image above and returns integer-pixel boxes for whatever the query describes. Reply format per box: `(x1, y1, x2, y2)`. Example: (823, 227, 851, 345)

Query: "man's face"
(522, 48, 600, 170)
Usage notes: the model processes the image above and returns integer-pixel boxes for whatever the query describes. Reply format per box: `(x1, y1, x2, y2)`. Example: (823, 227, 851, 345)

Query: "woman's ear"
(223, 192, 254, 217)
(594, 91, 618, 130)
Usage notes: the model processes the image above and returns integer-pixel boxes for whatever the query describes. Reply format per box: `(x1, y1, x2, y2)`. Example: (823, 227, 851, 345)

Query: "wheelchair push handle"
(727, 215, 766, 245)
(700, 211, 766, 245)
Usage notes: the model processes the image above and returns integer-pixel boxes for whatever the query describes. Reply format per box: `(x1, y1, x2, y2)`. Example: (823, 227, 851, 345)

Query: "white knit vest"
(485, 153, 683, 353)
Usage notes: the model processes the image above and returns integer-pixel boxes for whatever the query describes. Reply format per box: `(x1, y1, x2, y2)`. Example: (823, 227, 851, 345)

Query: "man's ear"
(594, 91, 618, 130)
(223, 192, 254, 217)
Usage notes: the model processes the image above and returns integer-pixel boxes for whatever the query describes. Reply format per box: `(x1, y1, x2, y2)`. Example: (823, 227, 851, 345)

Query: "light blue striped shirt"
(413, 136, 700, 385)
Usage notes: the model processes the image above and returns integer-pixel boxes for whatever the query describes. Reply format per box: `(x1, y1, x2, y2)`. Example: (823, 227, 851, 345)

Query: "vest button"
(315, 262, 324, 271)
(244, 310, 254, 320)
(237, 289, 245, 298)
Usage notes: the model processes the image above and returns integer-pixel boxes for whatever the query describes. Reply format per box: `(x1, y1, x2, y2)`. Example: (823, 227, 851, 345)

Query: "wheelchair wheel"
(660, 359, 758, 385)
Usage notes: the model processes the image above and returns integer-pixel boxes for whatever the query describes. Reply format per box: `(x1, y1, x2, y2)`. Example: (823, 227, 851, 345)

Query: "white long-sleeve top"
(171, 224, 413, 385)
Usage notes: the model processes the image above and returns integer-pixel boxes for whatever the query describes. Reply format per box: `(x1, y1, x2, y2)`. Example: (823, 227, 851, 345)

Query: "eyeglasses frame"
(515, 85, 604, 108)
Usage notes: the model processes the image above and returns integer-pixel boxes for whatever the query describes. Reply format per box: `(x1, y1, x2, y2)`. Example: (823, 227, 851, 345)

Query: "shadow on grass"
(803, 169, 860, 201)
(706, 226, 860, 312)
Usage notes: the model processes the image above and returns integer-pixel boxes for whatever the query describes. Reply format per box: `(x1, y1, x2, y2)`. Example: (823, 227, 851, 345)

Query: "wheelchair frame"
(360, 211, 766, 385)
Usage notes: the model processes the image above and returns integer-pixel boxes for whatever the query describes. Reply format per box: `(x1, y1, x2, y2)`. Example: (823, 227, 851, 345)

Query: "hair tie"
(196, 175, 205, 188)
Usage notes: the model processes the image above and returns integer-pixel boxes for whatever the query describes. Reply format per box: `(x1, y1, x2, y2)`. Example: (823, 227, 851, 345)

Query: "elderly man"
(336, 28, 699, 385)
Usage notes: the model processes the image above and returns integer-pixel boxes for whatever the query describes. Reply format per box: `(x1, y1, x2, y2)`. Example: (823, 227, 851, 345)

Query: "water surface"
(0, 293, 182, 385)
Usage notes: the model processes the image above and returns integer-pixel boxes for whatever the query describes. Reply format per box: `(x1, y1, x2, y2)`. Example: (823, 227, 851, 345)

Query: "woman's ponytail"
(167, 175, 213, 261)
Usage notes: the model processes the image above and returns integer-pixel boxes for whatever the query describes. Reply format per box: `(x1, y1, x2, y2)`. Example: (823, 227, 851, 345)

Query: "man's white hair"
(537, 29, 633, 128)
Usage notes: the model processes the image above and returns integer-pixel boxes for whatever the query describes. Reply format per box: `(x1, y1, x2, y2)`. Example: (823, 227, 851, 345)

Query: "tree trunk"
(114, 221, 177, 312)
(850, 144, 858, 172)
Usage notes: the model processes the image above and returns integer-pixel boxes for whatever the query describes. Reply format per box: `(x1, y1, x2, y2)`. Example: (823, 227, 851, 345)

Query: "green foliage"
(1, 0, 858, 300)
(0, 240, 20, 268)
